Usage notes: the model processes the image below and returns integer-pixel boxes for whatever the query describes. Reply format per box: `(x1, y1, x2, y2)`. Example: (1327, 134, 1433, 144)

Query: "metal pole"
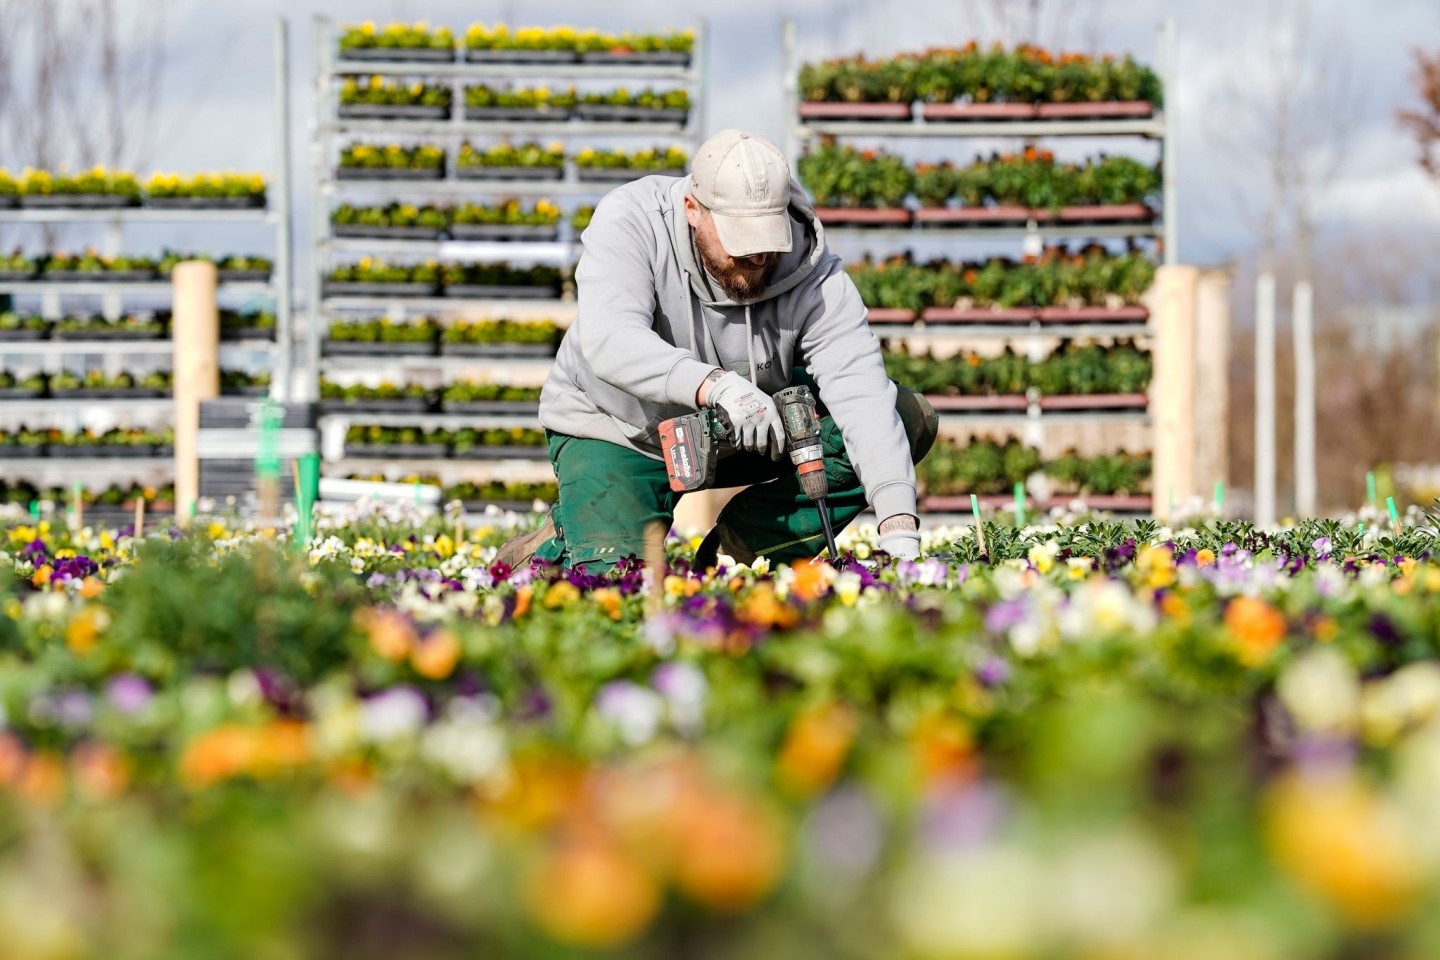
(1160, 17, 1178, 266)
(1255, 271, 1276, 526)
(782, 18, 798, 171)
(1293, 278, 1316, 516)
(273, 17, 294, 403)
(307, 17, 330, 403)
(695, 18, 709, 140)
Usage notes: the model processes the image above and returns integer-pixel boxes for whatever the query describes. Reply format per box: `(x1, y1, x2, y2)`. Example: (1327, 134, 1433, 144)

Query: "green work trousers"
(534, 378, 937, 571)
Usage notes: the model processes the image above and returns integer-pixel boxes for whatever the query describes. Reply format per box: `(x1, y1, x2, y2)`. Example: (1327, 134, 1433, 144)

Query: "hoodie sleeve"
(573, 194, 714, 408)
(796, 255, 918, 522)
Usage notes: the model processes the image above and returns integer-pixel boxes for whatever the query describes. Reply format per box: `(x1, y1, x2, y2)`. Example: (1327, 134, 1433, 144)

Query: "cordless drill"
(658, 384, 839, 559)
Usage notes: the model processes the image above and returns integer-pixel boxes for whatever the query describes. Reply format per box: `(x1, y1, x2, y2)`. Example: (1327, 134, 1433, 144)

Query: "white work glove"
(707, 371, 785, 460)
(877, 530, 922, 561)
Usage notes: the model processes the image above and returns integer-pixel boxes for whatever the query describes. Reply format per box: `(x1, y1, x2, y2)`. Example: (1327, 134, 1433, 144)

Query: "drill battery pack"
(659, 409, 726, 493)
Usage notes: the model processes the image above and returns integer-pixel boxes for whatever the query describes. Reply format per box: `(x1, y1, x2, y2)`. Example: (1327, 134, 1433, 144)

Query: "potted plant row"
(157, 252, 274, 282)
(797, 144, 1159, 225)
(336, 21, 694, 66)
(339, 77, 453, 120)
(462, 85, 578, 121)
(439, 380, 542, 414)
(337, 143, 446, 180)
(342, 423, 547, 459)
(0, 371, 47, 400)
(573, 145, 689, 181)
(52, 314, 167, 340)
(796, 44, 1162, 122)
(322, 317, 565, 358)
(0, 426, 173, 458)
(850, 246, 1155, 323)
(221, 369, 272, 397)
(220, 309, 278, 342)
(9, 481, 176, 514)
(456, 142, 566, 180)
(322, 259, 563, 299)
(47, 369, 171, 399)
(442, 479, 557, 512)
(320, 380, 433, 414)
(882, 339, 1152, 411)
(914, 435, 1151, 509)
(332, 200, 568, 241)
(0, 169, 266, 209)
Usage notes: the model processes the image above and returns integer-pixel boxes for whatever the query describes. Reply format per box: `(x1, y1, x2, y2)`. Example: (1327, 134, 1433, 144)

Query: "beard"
(693, 227, 777, 303)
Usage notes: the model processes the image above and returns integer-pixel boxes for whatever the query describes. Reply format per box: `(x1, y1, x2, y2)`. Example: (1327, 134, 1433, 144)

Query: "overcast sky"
(5, 0, 1440, 301)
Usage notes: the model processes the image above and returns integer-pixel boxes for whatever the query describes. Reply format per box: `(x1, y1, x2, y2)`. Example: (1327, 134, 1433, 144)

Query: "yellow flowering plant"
(452, 199, 562, 227)
(145, 172, 267, 203)
(457, 141, 565, 170)
(463, 84, 578, 111)
(20, 166, 141, 200)
(338, 143, 445, 171)
(339, 76, 452, 109)
(573, 145, 689, 170)
(0, 170, 17, 200)
(339, 21, 454, 53)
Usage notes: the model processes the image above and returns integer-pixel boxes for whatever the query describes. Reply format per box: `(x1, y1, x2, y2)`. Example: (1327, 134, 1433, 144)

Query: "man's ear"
(682, 193, 702, 229)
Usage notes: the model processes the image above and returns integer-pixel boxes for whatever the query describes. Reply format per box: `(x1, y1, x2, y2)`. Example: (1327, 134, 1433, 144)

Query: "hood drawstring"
(744, 305, 757, 387)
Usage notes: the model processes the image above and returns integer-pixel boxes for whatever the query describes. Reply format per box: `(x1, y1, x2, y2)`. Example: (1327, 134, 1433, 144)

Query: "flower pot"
(0, 328, 48, 341)
(333, 223, 446, 240)
(920, 102, 1037, 121)
(443, 284, 561, 300)
(335, 166, 446, 181)
(219, 327, 278, 342)
(43, 270, 157, 282)
(1054, 204, 1155, 222)
(451, 446, 548, 460)
(921, 307, 1036, 323)
(344, 443, 449, 459)
(575, 105, 689, 124)
(1035, 101, 1154, 119)
(323, 338, 437, 356)
(798, 102, 913, 120)
(924, 394, 1030, 412)
(339, 46, 455, 62)
(1038, 393, 1149, 411)
(457, 165, 564, 180)
(322, 280, 438, 298)
(441, 400, 541, 415)
(580, 51, 690, 66)
(19, 194, 137, 209)
(146, 196, 265, 209)
(865, 308, 918, 324)
(1036, 305, 1150, 323)
(814, 208, 912, 225)
(320, 398, 433, 415)
(338, 103, 451, 120)
(463, 106, 573, 122)
(914, 206, 1031, 224)
(0, 270, 37, 282)
(217, 269, 272, 283)
(464, 48, 578, 64)
(447, 223, 560, 241)
(576, 167, 685, 182)
(440, 342, 555, 358)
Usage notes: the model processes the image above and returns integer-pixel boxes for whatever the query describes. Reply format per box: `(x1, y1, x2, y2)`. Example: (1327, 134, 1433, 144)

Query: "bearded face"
(691, 211, 779, 303)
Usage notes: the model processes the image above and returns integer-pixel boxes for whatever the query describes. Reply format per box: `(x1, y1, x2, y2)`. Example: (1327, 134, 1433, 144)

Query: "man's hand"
(706, 371, 785, 460)
(877, 513, 921, 560)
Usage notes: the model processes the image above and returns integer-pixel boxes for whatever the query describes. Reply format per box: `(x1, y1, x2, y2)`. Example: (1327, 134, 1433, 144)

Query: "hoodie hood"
(668, 177, 827, 308)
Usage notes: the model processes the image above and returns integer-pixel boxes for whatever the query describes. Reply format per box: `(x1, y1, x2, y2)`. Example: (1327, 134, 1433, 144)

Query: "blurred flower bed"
(0, 503, 1438, 956)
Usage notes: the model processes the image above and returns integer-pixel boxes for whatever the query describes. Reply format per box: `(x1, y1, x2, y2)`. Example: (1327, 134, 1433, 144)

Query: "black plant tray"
(464, 48, 578, 63)
(580, 51, 691, 66)
(443, 284, 561, 299)
(52, 328, 164, 340)
(49, 446, 153, 458)
(0, 328, 49, 341)
(323, 281, 438, 297)
(51, 388, 165, 399)
(456, 165, 564, 180)
(441, 400, 540, 415)
(323, 339, 437, 356)
(339, 47, 455, 62)
(19, 194, 137, 209)
(577, 167, 685, 181)
(440, 342, 555, 358)
(448, 224, 559, 241)
(333, 223, 445, 240)
(451, 446, 548, 460)
(0, 389, 45, 400)
(463, 106, 573, 122)
(335, 166, 446, 180)
(0, 271, 38, 282)
(147, 196, 265, 209)
(152, 445, 173, 458)
(43, 270, 157, 282)
(338, 103, 451, 120)
(0, 445, 45, 457)
(0, 197, 15, 208)
(320, 398, 433, 414)
(576, 105, 688, 124)
(220, 386, 271, 397)
(344, 443, 449, 459)
(218, 269, 272, 283)
(220, 326, 277, 342)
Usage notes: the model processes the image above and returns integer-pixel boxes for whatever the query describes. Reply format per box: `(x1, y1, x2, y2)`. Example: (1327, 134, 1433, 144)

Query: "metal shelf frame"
(0, 208, 278, 224)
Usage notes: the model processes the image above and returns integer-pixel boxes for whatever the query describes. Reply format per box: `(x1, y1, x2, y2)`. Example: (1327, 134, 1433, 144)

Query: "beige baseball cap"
(689, 129, 794, 257)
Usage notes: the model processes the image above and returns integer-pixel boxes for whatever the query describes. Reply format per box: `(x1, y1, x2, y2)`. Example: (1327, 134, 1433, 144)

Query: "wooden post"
(172, 261, 220, 524)
(1151, 265, 1200, 519)
(1192, 267, 1232, 502)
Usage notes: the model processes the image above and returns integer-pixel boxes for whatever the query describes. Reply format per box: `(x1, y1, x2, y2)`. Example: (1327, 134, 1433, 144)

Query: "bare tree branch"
(1398, 46, 1440, 183)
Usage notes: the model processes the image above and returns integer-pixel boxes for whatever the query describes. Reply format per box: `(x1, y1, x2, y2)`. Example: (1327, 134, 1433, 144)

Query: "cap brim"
(711, 210, 794, 258)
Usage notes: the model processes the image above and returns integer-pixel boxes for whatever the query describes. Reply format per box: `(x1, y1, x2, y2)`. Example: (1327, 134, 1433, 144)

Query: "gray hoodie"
(539, 174, 917, 523)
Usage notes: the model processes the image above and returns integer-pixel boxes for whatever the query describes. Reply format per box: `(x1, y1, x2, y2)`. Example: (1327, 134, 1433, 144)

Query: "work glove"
(877, 530, 922, 561)
(707, 371, 785, 460)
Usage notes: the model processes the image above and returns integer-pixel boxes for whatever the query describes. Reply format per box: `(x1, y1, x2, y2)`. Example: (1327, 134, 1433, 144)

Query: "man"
(497, 129, 936, 571)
